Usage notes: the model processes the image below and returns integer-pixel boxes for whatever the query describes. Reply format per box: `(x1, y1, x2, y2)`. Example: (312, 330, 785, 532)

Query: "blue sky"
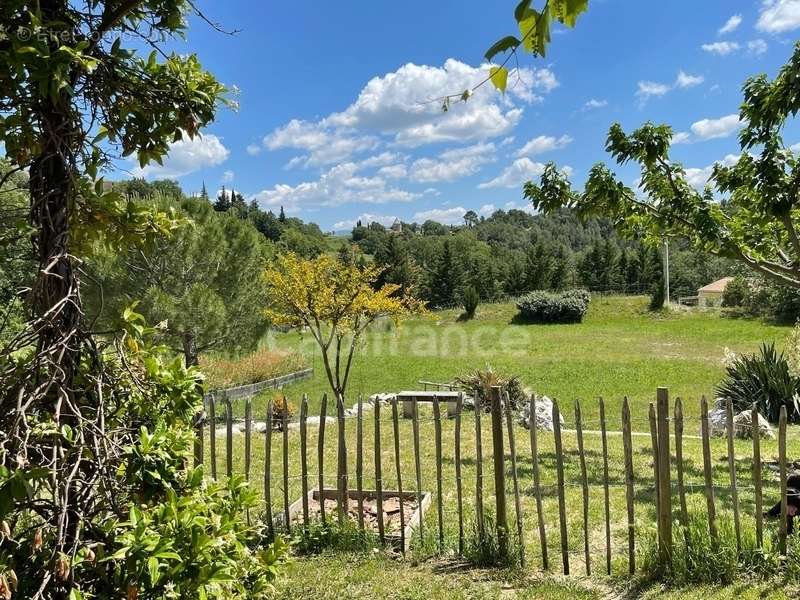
(128, 0, 800, 231)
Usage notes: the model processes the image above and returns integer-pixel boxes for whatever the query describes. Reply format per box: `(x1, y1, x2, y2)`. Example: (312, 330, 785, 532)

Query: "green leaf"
(518, 10, 538, 53)
(484, 35, 521, 62)
(148, 556, 160, 585)
(489, 66, 509, 94)
(514, 0, 533, 22)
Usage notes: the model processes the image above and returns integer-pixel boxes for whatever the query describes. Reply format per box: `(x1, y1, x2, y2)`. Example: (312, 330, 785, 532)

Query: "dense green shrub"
(649, 280, 665, 310)
(716, 343, 800, 422)
(721, 275, 749, 307)
(516, 289, 590, 323)
(461, 286, 480, 319)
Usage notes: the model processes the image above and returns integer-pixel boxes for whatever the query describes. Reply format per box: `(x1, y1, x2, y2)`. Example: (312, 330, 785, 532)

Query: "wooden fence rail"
(197, 387, 789, 575)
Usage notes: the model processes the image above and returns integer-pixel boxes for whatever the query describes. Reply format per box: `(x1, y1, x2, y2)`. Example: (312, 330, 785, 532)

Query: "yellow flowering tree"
(264, 253, 425, 403)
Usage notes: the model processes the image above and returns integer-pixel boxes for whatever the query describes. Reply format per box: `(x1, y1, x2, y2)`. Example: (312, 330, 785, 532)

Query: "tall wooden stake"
(700, 396, 717, 542)
(725, 398, 741, 554)
(622, 397, 635, 574)
(599, 397, 611, 575)
(474, 388, 485, 539)
(779, 405, 788, 556)
(374, 397, 385, 545)
(433, 395, 444, 552)
(553, 399, 569, 575)
(490, 386, 508, 559)
(505, 391, 525, 567)
(412, 399, 424, 544)
(454, 392, 464, 555)
(391, 398, 406, 554)
(529, 394, 548, 570)
(318, 394, 328, 523)
(576, 399, 590, 575)
(282, 395, 290, 533)
(209, 394, 217, 480)
(300, 394, 309, 529)
(656, 388, 672, 568)
(356, 395, 364, 530)
(752, 402, 763, 548)
(264, 398, 274, 539)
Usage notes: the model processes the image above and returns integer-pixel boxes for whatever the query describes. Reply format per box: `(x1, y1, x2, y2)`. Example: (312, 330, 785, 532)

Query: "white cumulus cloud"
(413, 206, 469, 225)
(478, 158, 552, 189)
(515, 134, 573, 157)
(333, 213, 398, 231)
(757, 0, 800, 32)
(702, 41, 741, 55)
(690, 114, 742, 140)
(261, 59, 557, 163)
(252, 161, 419, 210)
(246, 144, 261, 156)
(685, 154, 742, 189)
(409, 142, 496, 183)
(583, 98, 608, 110)
(719, 14, 743, 35)
(675, 71, 704, 89)
(132, 133, 229, 179)
(748, 39, 769, 55)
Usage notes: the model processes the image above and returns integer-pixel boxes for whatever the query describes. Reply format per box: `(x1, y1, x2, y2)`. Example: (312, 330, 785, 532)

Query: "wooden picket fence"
(194, 387, 792, 574)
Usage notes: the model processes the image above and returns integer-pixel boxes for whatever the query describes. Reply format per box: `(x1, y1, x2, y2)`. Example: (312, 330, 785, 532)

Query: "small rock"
(305, 416, 337, 426)
(520, 395, 564, 432)
(253, 421, 268, 434)
(733, 410, 775, 439)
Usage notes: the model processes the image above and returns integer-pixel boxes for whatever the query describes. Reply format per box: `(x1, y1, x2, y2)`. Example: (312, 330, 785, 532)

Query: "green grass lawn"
(267, 296, 788, 427)
(205, 297, 797, 598)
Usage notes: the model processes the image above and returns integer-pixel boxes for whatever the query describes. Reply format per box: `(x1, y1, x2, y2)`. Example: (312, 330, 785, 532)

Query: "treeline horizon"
(113, 177, 734, 309)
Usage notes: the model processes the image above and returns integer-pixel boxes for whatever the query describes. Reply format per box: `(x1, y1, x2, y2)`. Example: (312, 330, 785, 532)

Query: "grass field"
(206, 297, 798, 598)
(270, 295, 788, 424)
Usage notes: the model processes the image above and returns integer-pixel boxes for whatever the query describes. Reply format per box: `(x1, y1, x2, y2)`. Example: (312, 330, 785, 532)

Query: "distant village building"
(698, 277, 734, 307)
(390, 218, 403, 234)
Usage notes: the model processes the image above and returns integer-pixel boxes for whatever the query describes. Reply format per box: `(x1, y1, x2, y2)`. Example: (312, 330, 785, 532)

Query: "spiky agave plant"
(715, 343, 800, 422)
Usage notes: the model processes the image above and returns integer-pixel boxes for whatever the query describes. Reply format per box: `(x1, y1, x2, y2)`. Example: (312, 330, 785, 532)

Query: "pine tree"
(214, 185, 230, 212)
(375, 235, 418, 295)
(230, 188, 247, 217)
(429, 240, 460, 307)
(279, 206, 286, 223)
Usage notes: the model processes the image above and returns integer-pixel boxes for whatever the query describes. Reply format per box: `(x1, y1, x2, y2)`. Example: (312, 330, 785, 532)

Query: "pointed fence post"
(356, 395, 364, 530)
(752, 402, 763, 549)
(700, 396, 717, 542)
(317, 394, 328, 523)
(576, 399, 590, 575)
(264, 398, 274, 539)
(530, 394, 548, 570)
(505, 391, 525, 567)
(725, 398, 741, 554)
(553, 399, 569, 575)
(490, 386, 508, 560)
(622, 397, 636, 574)
(209, 394, 217, 480)
(300, 395, 310, 530)
(656, 388, 672, 568)
(779, 405, 788, 557)
(474, 388, 485, 540)
(454, 392, 465, 555)
(599, 397, 611, 575)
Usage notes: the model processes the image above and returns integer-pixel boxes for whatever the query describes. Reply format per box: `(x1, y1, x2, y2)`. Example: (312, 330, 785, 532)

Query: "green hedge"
(516, 289, 590, 323)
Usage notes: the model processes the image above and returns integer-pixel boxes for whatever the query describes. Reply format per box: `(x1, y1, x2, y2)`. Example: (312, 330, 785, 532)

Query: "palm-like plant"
(716, 343, 800, 422)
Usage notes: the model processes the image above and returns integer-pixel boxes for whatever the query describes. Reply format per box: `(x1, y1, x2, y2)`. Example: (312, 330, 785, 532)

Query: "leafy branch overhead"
(483, 0, 588, 94)
(524, 42, 800, 290)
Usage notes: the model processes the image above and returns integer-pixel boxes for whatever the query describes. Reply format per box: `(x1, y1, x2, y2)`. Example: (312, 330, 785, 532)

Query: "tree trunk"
(182, 332, 199, 367)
